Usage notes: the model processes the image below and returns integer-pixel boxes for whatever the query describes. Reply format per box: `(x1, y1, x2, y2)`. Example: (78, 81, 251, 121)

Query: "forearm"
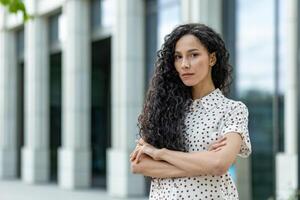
(131, 155, 192, 178)
(159, 149, 222, 176)
(133, 133, 241, 177)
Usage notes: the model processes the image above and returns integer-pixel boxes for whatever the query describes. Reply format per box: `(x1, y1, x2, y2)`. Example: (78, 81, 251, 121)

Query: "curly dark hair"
(138, 23, 232, 151)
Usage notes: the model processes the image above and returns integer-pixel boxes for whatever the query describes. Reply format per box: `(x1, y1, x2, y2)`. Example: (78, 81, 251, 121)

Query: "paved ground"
(0, 180, 148, 200)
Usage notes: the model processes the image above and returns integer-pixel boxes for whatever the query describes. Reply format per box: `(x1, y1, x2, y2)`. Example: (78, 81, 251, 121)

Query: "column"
(0, 8, 18, 179)
(58, 0, 91, 189)
(276, 0, 298, 198)
(21, 0, 49, 183)
(180, 0, 222, 33)
(236, 158, 252, 200)
(107, 0, 145, 197)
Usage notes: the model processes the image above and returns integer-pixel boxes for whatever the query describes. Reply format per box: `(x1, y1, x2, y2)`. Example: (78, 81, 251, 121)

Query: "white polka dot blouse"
(149, 88, 251, 200)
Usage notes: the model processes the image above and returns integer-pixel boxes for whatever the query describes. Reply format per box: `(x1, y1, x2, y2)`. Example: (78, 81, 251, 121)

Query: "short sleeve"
(221, 102, 251, 158)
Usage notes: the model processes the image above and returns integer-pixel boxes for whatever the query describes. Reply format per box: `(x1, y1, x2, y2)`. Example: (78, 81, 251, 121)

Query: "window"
(49, 13, 62, 182)
(91, 0, 115, 29)
(145, 0, 181, 84)
(15, 27, 25, 178)
(16, 28, 24, 61)
(49, 13, 62, 53)
(49, 14, 60, 45)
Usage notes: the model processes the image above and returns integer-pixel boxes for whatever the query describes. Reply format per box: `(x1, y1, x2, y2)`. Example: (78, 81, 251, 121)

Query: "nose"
(181, 58, 190, 69)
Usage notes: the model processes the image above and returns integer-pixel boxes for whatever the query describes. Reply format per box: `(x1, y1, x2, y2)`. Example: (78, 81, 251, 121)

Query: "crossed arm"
(131, 154, 192, 178)
(130, 132, 242, 178)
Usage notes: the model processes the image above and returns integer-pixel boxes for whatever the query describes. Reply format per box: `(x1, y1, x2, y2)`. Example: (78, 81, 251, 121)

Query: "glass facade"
(91, 38, 111, 188)
(16, 28, 25, 178)
(235, 0, 285, 199)
(90, 0, 115, 29)
(236, 0, 275, 198)
(145, 0, 181, 84)
(49, 14, 60, 46)
(277, 0, 287, 153)
(145, 0, 158, 84)
(49, 14, 62, 182)
(16, 28, 24, 61)
(49, 52, 62, 182)
(156, 0, 181, 47)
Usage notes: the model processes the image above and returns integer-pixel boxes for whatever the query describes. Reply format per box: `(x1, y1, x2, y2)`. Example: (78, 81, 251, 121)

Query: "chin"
(181, 80, 197, 87)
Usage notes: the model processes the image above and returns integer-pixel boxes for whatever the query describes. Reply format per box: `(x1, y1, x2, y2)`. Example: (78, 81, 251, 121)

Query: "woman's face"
(174, 34, 215, 88)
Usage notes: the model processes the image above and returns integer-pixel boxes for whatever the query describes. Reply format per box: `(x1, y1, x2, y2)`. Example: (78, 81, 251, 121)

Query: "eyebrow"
(174, 49, 200, 54)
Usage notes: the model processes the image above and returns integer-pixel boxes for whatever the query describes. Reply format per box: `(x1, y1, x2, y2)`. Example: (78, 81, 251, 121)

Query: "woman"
(130, 23, 251, 200)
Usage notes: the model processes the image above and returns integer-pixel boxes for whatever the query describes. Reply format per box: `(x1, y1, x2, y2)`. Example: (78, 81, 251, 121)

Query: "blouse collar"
(192, 88, 224, 112)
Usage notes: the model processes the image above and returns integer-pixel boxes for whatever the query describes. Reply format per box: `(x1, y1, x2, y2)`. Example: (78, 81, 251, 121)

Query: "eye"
(191, 53, 199, 58)
(174, 55, 182, 61)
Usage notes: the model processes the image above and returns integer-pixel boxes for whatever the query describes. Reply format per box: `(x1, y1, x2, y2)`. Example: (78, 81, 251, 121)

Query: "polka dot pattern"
(149, 88, 251, 200)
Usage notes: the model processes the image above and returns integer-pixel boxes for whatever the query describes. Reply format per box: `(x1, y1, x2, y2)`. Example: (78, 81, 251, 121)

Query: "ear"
(209, 52, 217, 66)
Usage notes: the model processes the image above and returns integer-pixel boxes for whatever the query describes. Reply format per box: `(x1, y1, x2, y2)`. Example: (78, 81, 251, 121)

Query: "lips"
(181, 73, 194, 79)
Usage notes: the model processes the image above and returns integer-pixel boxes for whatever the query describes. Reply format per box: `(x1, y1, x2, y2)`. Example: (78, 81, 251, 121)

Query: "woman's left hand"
(130, 138, 162, 163)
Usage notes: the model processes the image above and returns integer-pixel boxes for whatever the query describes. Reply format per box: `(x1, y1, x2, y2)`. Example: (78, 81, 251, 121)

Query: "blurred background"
(0, 0, 299, 199)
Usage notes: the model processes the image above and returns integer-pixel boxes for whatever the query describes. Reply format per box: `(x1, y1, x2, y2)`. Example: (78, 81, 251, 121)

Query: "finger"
(209, 142, 227, 151)
(209, 141, 226, 151)
(131, 150, 138, 161)
(130, 145, 139, 156)
(130, 152, 135, 161)
(208, 143, 218, 151)
(130, 151, 135, 161)
(130, 145, 139, 157)
(208, 137, 226, 150)
(209, 139, 227, 148)
(130, 142, 143, 160)
(130, 147, 140, 161)
(143, 145, 154, 157)
(135, 151, 141, 163)
(216, 137, 227, 143)
(212, 147, 222, 152)
(213, 141, 227, 148)
(135, 147, 144, 163)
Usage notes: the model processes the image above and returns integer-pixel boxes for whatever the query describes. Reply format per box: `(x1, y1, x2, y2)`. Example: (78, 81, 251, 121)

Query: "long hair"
(138, 23, 232, 151)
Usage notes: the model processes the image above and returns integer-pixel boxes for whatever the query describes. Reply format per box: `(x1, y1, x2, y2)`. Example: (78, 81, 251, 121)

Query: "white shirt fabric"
(149, 88, 251, 200)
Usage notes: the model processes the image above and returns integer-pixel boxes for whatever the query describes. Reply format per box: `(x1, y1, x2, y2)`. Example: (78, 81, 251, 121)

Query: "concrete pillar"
(236, 157, 252, 200)
(180, 0, 222, 33)
(58, 0, 91, 189)
(107, 0, 145, 197)
(276, 0, 298, 198)
(0, 8, 18, 179)
(21, 0, 49, 183)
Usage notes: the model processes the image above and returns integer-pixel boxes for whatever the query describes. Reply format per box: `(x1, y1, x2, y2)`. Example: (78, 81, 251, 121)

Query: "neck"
(191, 81, 216, 100)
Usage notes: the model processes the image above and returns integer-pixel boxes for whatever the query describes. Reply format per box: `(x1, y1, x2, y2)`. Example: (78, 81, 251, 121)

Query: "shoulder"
(220, 96, 248, 115)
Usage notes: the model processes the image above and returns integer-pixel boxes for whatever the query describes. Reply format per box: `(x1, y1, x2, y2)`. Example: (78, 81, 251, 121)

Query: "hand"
(208, 137, 227, 152)
(130, 138, 161, 163)
(130, 138, 145, 160)
(130, 142, 143, 162)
